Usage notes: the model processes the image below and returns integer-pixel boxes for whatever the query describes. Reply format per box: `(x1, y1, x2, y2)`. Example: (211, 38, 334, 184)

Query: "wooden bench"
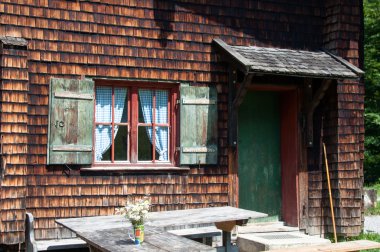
(25, 213, 87, 252)
(168, 226, 222, 246)
(265, 240, 380, 252)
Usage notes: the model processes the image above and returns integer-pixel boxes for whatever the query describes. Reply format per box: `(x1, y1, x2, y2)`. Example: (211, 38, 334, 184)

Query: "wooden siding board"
(0, 45, 28, 245)
(304, 0, 365, 237)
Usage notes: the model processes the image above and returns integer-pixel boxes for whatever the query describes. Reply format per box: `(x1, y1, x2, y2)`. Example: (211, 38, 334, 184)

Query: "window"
(47, 78, 218, 167)
(93, 81, 178, 165)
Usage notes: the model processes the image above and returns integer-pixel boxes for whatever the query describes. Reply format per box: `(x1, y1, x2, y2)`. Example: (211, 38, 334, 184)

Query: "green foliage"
(365, 204, 380, 216)
(364, 0, 380, 184)
(364, 0, 380, 108)
(347, 233, 380, 252)
(365, 113, 380, 183)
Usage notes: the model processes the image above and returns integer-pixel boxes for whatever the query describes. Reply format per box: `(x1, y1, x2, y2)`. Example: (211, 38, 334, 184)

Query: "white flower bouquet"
(116, 196, 151, 226)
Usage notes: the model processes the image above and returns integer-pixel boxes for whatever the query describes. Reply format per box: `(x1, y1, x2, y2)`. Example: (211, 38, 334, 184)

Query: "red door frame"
(280, 90, 299, 226)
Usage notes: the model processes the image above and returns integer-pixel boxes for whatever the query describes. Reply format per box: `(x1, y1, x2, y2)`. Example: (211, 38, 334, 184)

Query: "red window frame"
(93, 80, 178, 167)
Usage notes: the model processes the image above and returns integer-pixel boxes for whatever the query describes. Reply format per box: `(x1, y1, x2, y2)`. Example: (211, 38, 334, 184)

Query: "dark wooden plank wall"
(0, 0, 362, 243)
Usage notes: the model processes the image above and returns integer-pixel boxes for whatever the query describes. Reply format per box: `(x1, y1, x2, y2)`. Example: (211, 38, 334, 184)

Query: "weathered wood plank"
(52, 145, 92, 152)
(80, 228, 166, 252)
(55, 92, 94, 100)
(180, 84, 218, 165)
(47, 78, 94, 164)
(72, 227, 215, 252)
(57, 207, 265, 252)
(168, 226, 221, 238)
(265, 240, 380, 252)
(182, 147, 217, 153)
(182, 98, 216, 105)
(56, 207, 267, 233)
(146, 229, 215, 252)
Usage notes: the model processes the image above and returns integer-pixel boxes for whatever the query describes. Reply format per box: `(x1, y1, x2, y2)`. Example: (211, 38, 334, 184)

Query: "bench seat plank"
(265, 240, 380, 252)
(36, 238, 87, 251)
(168, 226, 221, 238)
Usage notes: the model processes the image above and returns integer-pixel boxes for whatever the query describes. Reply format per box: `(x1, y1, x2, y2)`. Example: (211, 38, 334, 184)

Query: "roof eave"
(247, 69, 360, 80)
(213, 38, 251, 74)
(323, 50, 365, 77)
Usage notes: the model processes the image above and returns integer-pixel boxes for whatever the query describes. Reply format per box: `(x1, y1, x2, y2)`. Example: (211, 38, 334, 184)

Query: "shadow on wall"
(152, 0, 323, 50)
(153, 0, 175, 47)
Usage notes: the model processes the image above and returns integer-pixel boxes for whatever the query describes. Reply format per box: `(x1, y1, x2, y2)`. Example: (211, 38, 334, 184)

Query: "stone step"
(246, 221, 285, 227)
(237, 231, 331, 252)
(238, 223, 299, 234)
(248, 216, 280, 223)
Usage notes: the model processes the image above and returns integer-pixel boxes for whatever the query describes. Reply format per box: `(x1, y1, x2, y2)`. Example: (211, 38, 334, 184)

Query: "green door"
(238, 91, 281, 218)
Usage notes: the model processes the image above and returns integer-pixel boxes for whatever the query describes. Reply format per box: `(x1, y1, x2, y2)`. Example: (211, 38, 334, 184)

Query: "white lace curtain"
(139, 89, 168, 161)
(95, 86, 127, 161)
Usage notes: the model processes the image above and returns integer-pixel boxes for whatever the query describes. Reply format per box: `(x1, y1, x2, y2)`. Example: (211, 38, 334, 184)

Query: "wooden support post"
(216, 221, 237, 252)
(228, 67, 239, 208)
(228, 68, 238, 147)
(306, 79, 332, 147)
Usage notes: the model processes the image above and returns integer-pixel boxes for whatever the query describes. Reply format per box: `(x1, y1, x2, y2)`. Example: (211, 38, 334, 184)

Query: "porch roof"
(213, 39, 363, 79)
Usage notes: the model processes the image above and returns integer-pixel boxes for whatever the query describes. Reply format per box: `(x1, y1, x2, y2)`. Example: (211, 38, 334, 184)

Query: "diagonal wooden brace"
(306, 79, 333, 147)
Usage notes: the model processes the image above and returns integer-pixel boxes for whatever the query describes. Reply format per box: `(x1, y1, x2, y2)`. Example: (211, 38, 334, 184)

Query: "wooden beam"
(228, 67, 238, 147)
(306, 79, 333, 147)
(265, 240, 380, 252)
(323, 50, 364, 76)
(213, 39, 251, 74)
(308, 79, 333, 113)
(227, 67, 239, 207)
(233, 74, 253, 108)
(215, 221, 236, 232)
(248, 84, 297, 91)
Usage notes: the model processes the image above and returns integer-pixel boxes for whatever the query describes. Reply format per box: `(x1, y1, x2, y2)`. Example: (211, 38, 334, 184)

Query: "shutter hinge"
(175, 147, 181, 151)
(176, 99, 181, 104)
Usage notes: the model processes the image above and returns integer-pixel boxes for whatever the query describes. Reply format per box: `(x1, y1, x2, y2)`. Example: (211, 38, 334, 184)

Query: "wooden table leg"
(216, 221, 238, 252)
(222, 230, 233, 252)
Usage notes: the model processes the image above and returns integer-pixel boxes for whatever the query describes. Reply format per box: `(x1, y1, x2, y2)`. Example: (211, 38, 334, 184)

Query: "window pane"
(155, 126, 169, 161)
(95, 125, 112, 161)
(96, 86, 112, 123)
(155, 90, 168, 124)
(115, 87, 128, 123)
(138, 126, 153, 161)
(114, 126, 128, 161)
(138, 89, 153, 123)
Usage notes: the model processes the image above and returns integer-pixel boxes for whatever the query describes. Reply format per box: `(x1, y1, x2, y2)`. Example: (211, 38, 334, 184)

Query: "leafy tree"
(364, 0, 380, 184)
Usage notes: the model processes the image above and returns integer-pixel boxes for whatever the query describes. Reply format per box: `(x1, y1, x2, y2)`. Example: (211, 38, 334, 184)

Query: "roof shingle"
(214, 39, 363, 79)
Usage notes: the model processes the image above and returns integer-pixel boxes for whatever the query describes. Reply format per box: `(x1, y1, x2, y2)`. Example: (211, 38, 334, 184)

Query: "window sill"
(80, 166, 189, 173)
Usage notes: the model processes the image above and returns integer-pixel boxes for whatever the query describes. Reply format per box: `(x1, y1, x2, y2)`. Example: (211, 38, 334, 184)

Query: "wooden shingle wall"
(0, 0, 362, 243)
(307, 0, 364, 236)
(0, 39, 29, 245)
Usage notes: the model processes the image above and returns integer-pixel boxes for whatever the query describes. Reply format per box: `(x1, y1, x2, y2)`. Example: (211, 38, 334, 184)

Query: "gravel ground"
(364, 216, 380, 233)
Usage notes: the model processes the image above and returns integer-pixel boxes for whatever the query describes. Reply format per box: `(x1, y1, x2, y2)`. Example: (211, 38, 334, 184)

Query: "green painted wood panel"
(180, 84, 218, 165)
(47, 78, 94, 165)
(238, 91, 281, 217)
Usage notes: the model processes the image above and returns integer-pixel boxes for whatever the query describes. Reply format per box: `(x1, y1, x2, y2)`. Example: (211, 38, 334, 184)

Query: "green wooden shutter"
(47, 78, 94, 165)
(180, 84, 218, 165)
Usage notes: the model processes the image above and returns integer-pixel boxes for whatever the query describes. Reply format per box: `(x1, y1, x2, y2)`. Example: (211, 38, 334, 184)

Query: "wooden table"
(56, 206, 267, 252)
